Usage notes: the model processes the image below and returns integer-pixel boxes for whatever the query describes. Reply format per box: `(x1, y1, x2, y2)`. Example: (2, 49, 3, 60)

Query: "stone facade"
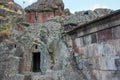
(25, 0, 64, 23)
(65, 10, 120, 80)
(25, 11, 61, 23)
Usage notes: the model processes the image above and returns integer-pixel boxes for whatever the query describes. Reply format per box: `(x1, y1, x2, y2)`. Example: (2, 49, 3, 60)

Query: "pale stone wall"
(65, 10, 120, 80)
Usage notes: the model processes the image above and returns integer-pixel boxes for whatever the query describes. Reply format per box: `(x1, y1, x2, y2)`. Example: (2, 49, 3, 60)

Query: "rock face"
(0, 0, 22, 13)
(63, 8, 71, 16)
(0, 0, 23, 43)
(25, 0, 64, 12)
(0, 42, 24, 80)
(63, 8, 112, 30)
(0, 16, 86, 80)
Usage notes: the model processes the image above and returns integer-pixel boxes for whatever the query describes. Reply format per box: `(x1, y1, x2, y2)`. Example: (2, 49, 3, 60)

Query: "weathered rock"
(9, 74, 24, 80)
(25, 0, 64, 12)
(0, 0, 22, 13)
(63, 8, 112, 26)
(63, 8, 71, 16)
(0, 43, 24, 80)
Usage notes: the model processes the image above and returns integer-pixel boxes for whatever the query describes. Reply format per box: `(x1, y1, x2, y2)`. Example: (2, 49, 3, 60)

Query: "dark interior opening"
(32, 52, 41, 72)
(14, 44, 16, 48)
(35, 45, 38, 49)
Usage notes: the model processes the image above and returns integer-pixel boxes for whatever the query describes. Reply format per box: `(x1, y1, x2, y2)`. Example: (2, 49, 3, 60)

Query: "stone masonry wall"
(65, 11, 120, 80)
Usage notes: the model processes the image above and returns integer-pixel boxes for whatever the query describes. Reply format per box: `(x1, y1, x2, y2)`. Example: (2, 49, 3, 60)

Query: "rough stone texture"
(0, 15, 85, 80)
(65, 10, 120, 80)
(64, 9, 112, 24)
(113, 26, 120, 39)
(25, 0, 64, 12)
(63, 9, 112, 31)
(0, 43, 24, 80)
(3, 74, 25, 80)
(25, 0, 64, 23)
(0, 1, 119, 79)
(0, 0, 22, 13)
(30, 70, 83, 80)
(63, 8, 71, 16)
(28, 17, 85, 80)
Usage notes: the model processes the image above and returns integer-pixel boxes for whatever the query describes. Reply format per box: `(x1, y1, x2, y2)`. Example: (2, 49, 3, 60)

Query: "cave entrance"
(32, 52, 41, 72)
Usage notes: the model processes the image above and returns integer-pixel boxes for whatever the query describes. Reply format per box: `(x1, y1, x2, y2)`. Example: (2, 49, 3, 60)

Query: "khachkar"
(25, 0, 64, 23)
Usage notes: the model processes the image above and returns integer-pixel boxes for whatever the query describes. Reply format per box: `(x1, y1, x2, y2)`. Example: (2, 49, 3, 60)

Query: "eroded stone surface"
(0, 1, 119, 79)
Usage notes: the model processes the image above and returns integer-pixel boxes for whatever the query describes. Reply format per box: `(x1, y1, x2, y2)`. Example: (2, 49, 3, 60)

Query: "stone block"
(81, 44, 97, 58)
(97, 42, 116, 57)
(98, 29, 113, 42)
(89, 56, 100, 69)
(113, 26, 120, 39)
(9, 74, 24, 80)
(115, 58, 120, 70)
(78, 47, 85, 56)
(95, 41, 118, 70)
(74, 47, 80, 54)
(74, 37, 84, 47)
(91, 33, 97, 43)
(83, 35, 91, 45)
(114, 39, 120, 56)
(85, 44, 98, 58)
(99, 56, 117, 70)
(75, 38, 81, 48)
(93, 70, 120, 80)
